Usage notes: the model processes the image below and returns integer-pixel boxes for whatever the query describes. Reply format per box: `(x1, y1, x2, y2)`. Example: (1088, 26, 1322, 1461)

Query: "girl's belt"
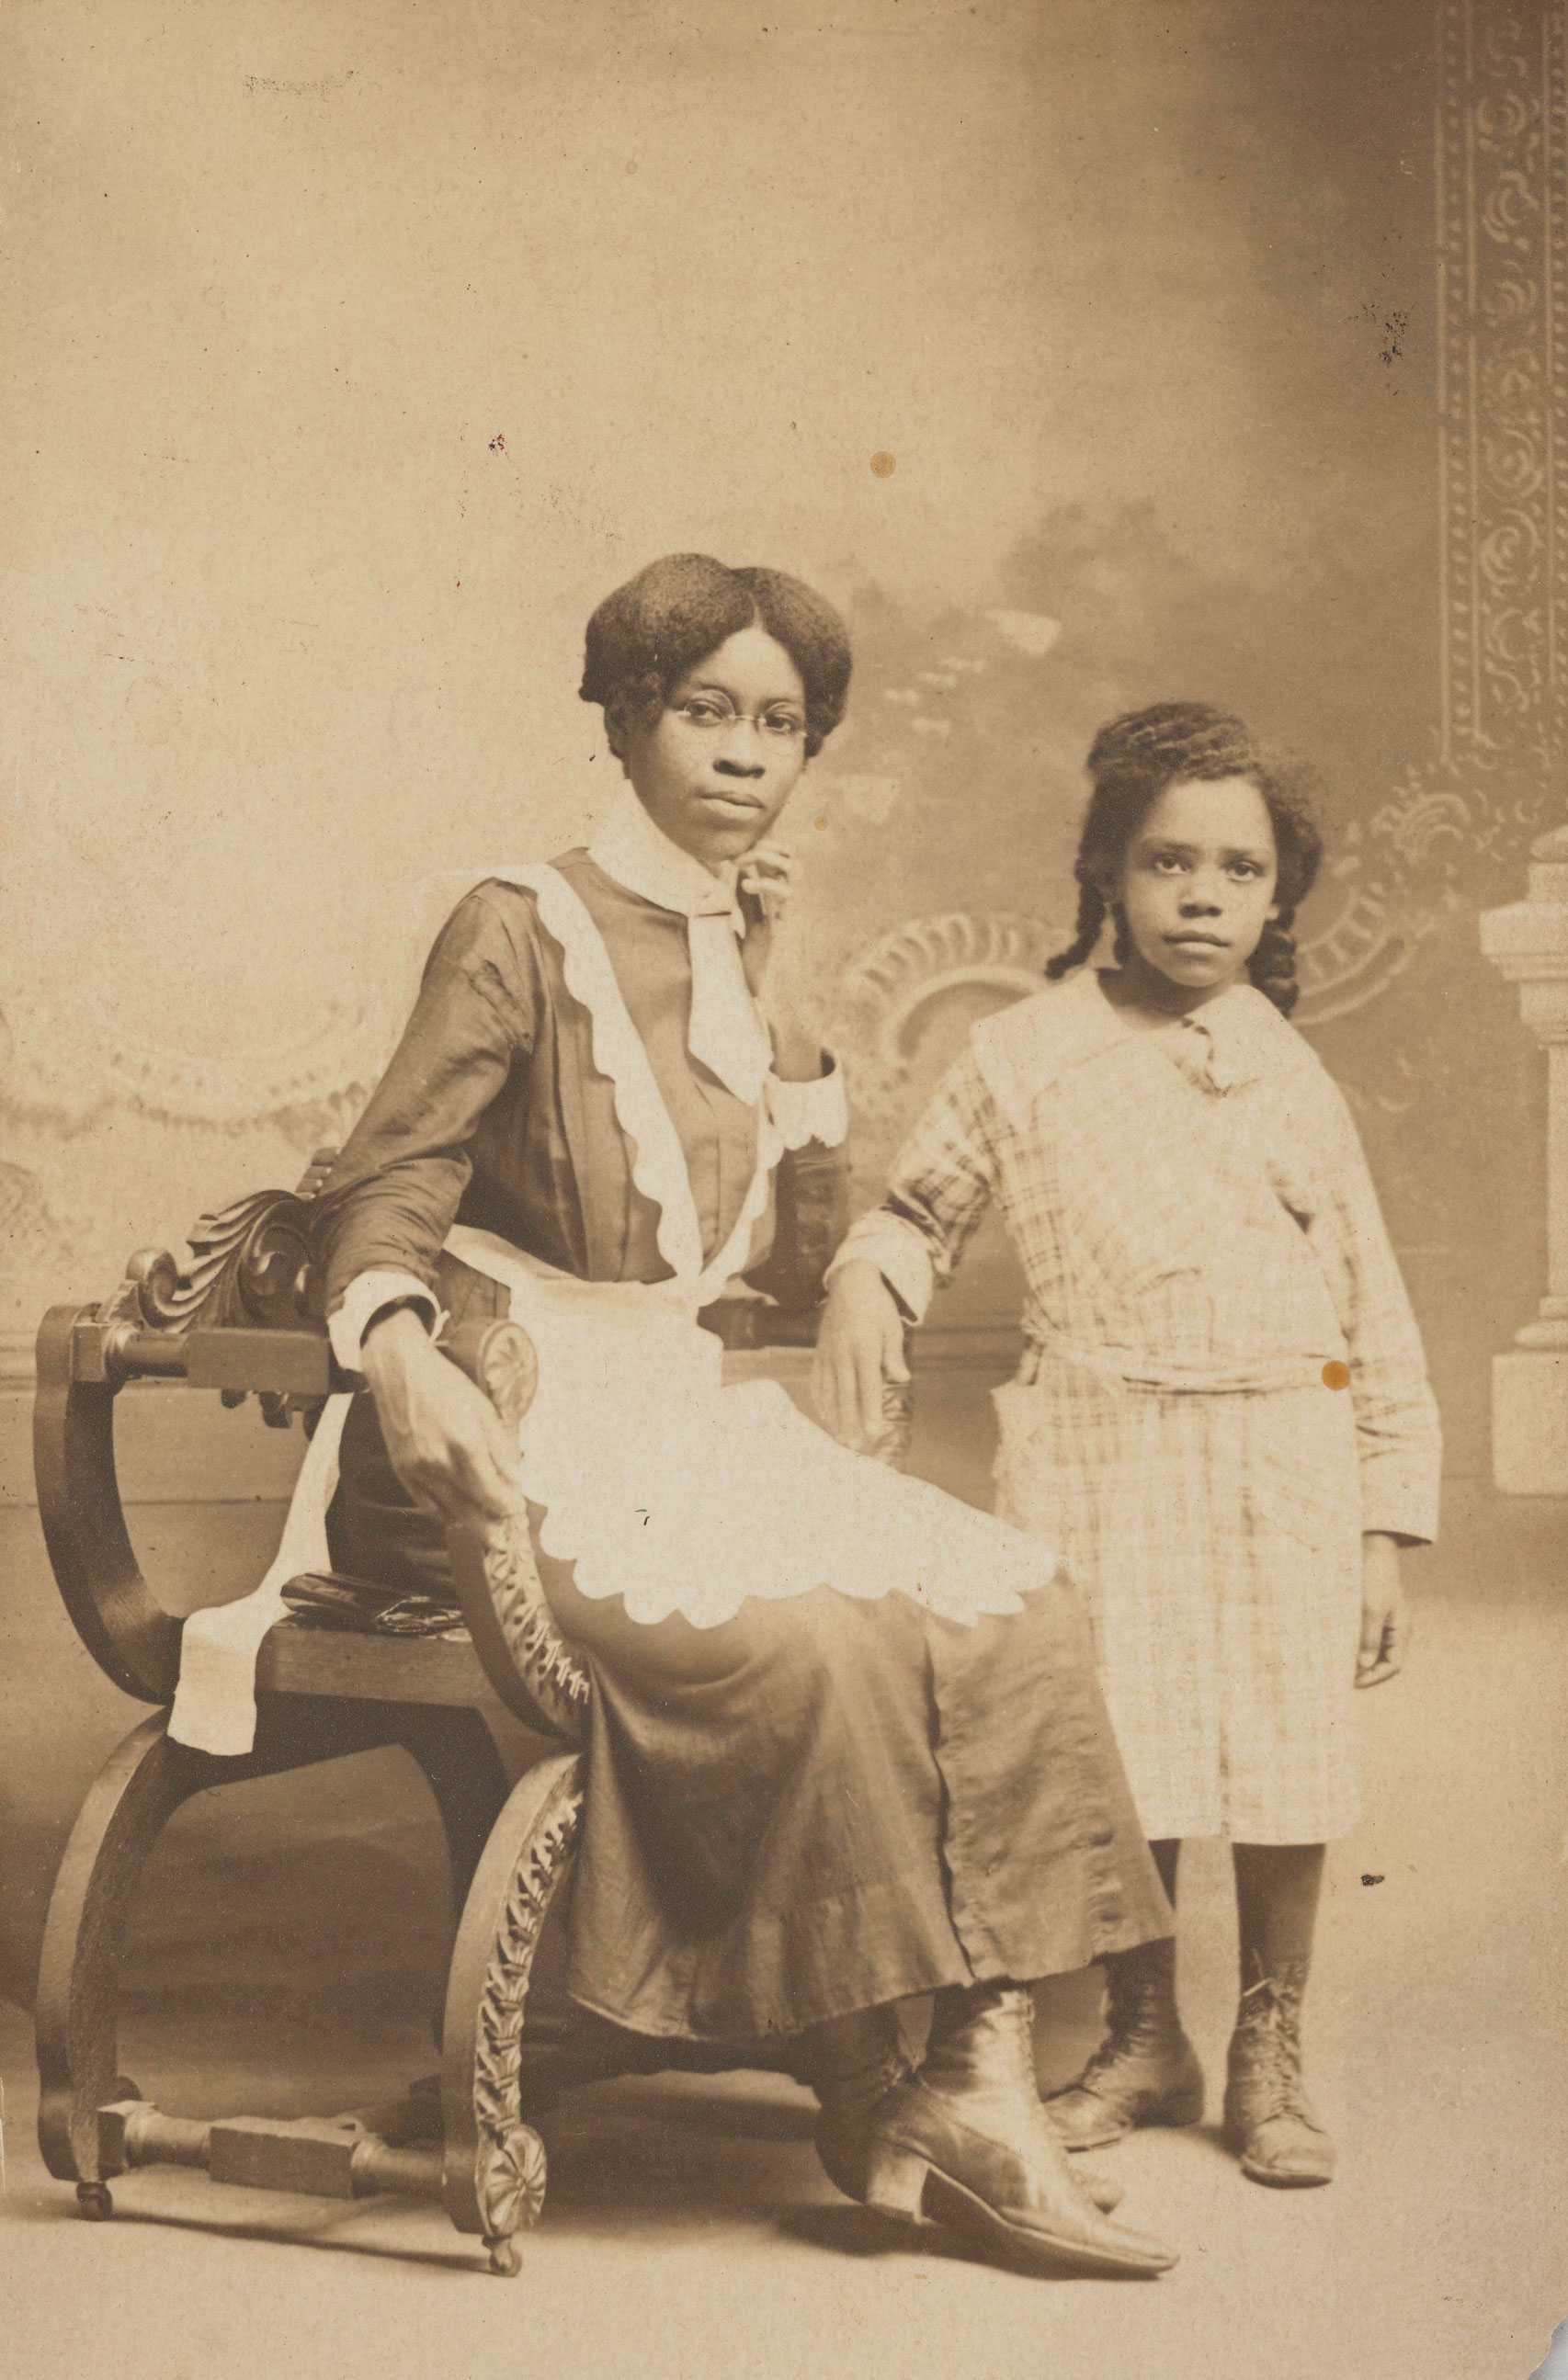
(1024, 1334, 1341, 1397)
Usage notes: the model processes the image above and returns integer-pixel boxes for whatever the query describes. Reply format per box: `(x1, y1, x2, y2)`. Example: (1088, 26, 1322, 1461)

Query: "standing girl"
(816, 701, 1440, 2188)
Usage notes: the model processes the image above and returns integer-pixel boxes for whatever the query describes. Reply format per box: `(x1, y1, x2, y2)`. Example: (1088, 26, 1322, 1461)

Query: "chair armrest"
(699, 1294, 816, 1351)
(71, 1318, 346, 1397)
(32, 1163, 356, 1700)
(32, 1299, 357, 1702)
(34, 1306, 183, 1703)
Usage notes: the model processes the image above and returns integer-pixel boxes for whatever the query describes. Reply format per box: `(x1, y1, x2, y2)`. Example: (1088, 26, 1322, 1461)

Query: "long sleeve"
(744, 1141, 850, 1308)
(764, 1058, 848, 1151)
(828, 1048, 1003, 1322)
(312, 889, 540, 1352)
(742, 1053, 850, 1309)
(1310, 1081, 1442, 1541)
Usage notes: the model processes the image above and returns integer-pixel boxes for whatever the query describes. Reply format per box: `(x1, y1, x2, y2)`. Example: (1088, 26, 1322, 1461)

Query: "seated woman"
(306, 551, 1177, 2280)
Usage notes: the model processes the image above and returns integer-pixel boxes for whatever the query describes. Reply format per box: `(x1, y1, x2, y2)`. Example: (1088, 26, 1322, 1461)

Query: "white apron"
(169, 866, 1055, 1755)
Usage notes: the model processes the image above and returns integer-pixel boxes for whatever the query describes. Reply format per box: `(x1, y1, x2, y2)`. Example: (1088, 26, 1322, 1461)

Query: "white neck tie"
(587, 791, 775, 1107)
(685, 899, 773, 1105)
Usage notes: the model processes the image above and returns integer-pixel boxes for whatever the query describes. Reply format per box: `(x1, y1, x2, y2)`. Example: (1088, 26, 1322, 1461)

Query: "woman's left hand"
(1356, 1534, 1410, 1687)
(738, 841, 822, 1077)
(737, 841, 798, 999)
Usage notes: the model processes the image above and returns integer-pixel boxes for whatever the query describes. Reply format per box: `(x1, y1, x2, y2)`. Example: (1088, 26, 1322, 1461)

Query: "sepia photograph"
(1, 3, 1564, 2374)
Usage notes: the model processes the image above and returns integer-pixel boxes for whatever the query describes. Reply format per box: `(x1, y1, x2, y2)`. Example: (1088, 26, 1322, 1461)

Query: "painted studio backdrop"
(5, 0, 1565, 1484)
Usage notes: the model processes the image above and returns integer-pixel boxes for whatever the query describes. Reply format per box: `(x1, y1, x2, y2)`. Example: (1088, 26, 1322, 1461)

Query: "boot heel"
(1153, 2081, 1205, 2128)
(864, 2140, 931, 2222)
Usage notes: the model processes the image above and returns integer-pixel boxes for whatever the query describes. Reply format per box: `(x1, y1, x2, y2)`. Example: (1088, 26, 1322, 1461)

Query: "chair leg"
(438, 1752, 585, 2274)
(35, 1699, 413, 2200)
(34, 1716, 211, 2192)
(392, 1707, 513, 2049)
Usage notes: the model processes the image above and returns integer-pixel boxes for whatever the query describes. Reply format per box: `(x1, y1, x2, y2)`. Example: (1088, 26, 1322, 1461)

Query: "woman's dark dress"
(313, 861, 1170, 2044)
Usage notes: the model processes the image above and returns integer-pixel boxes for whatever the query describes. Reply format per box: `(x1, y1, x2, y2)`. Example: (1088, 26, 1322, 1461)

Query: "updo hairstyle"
(579, 552, 852, 760)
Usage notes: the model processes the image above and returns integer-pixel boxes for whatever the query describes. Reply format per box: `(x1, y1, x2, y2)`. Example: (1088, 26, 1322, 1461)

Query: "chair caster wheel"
(76, 2182, 114, 2221)
(485, 2235, 522, 2278)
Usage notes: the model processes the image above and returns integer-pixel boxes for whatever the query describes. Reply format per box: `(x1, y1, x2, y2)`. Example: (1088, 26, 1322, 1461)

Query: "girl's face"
(1106, 774, 1278, 1004)
(618, 625, 810, 872)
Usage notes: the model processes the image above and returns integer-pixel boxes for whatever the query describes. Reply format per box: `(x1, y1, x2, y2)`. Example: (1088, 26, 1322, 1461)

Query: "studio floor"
(1, 1383, 1563, 2380)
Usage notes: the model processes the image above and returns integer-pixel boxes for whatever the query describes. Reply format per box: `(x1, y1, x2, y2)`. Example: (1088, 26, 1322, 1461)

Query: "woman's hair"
(1044, 700, 1324, 1016)
(579, 552, 853, 760)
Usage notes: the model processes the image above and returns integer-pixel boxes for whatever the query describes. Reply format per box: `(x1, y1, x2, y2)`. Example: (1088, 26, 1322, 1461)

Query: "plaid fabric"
(839, 972, 1441, 1842)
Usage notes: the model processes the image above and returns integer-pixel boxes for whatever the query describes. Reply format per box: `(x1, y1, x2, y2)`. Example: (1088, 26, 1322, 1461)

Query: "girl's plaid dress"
(838, 969, 1441, 1842)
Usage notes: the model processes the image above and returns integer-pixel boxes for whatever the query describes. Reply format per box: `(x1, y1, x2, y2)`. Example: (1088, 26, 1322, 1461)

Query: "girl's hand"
(812, 1260, 910, 1448)
(359, 1307, 525, 1525)
(1356, 1533, 1410, 1687)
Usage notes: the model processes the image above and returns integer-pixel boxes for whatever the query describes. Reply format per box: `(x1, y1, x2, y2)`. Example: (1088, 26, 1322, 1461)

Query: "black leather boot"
(1043, 1938, 1205, 2149)
(854, 1985, 1178, 2277)
(812, 2000, 1127, 2216)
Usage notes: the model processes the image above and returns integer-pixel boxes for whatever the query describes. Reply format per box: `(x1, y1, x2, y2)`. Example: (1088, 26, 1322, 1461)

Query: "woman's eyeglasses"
(667, 696, 805, 742)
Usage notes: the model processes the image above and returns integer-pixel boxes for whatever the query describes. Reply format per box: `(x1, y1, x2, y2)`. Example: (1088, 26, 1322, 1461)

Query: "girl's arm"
(813, 1048, 1003, 1444)
(1312, 1080, 1442, 1547)
(1310, 1080, 1442, 1688)
(836, 1047, 1005, 1317)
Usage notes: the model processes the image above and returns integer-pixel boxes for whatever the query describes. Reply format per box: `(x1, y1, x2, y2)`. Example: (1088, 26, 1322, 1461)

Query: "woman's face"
(1108, 774, 1278, 1004)
(618, 625, 810, 871)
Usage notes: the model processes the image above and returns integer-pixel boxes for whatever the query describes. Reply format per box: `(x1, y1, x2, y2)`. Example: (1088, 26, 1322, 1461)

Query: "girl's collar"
(971, 968, 1297, 1126)
(1087, 969, 1293, 1088)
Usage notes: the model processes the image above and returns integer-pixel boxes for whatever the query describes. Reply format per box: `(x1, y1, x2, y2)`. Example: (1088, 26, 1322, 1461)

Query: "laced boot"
(858, 1983, 1178, 2277)
(1222, 1956, 1335, 2187)
(1043, 1939, 1205, 2150)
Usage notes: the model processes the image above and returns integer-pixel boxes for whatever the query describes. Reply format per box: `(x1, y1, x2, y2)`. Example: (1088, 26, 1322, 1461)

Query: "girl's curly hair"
(580, 552, 852, 760)
(1044, 700, 1324, 1016)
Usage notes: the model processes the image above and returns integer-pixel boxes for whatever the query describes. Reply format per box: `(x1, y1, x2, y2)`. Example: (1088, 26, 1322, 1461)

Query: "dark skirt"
(328, 1373, 1171, 2044)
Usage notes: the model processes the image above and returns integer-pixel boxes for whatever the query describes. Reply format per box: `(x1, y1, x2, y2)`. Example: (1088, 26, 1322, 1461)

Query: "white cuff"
(824, 1213, 937, 1323)
(328, 1269, 441, 1370)
(766, 1055, 848, 1150)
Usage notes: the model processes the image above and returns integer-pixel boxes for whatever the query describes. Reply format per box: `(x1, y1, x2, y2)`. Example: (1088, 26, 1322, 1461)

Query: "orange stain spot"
(814, 811, 827, 830)
(870, 450, 896, 479)
(1322, 1360, 1351, 1390)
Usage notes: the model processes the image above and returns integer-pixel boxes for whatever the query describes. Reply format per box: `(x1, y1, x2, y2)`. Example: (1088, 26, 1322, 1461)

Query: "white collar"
(971, 969, 1302, 1128)
(587, 788, 740, 924)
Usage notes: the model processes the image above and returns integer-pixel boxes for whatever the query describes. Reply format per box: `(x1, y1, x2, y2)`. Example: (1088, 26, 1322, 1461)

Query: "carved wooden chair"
(34, 1147, 900, 2276)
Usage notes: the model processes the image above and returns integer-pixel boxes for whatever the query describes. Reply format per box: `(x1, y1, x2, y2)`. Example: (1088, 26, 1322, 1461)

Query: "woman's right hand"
(358, 1306, 526, 1525)
(812, 1260, 909, 1449)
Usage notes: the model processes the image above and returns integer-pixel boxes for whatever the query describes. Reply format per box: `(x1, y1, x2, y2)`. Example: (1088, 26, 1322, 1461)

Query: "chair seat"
(256, 1611, 494, 1708)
